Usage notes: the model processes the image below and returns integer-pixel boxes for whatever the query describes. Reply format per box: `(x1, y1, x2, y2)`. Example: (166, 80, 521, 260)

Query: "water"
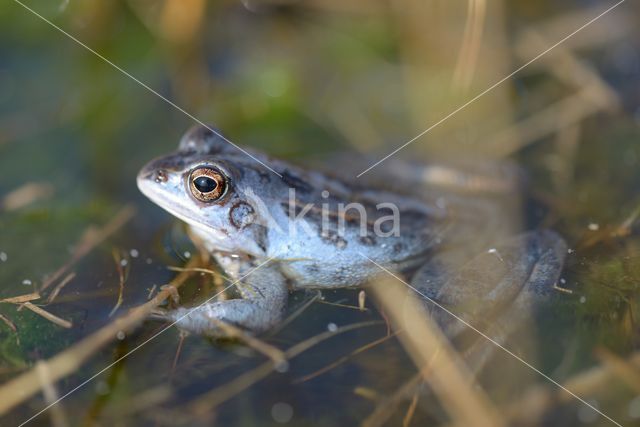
(1, 1, 639, 426)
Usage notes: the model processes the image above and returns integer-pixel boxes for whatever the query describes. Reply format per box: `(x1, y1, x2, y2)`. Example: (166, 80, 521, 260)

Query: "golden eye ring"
(189, 167, 227, 202)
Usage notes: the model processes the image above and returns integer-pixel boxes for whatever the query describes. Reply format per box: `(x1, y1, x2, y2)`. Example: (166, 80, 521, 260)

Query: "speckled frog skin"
(138, 125, 566, 339)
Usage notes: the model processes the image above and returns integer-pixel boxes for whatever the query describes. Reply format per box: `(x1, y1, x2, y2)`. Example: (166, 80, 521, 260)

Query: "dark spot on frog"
(253, 224, 269, 252)
(229, 202, 255, 229)
(153, 169, 168, 183)
(321, 229, 348, 249)
(379, 221, 394, 233)
(281, 170, 313, 193)
(306, 263, 320, 274)
(281, 201, 322, 222)
(393, 242, 405, 253)
(259, 171, 271, 184)
(359, 235, 376, 246)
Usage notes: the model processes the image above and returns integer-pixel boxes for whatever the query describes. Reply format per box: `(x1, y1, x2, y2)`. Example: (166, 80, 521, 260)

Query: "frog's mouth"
(138, 174, 191, 225)
(137, 170, 239, 251)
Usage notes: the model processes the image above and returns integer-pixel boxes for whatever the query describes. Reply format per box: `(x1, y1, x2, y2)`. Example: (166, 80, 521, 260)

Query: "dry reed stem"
(267, 291, 321, 336)
(389, 0, 446, 130)
(106, 386, 172, 419)
(0, 314, 17, 333)
(38, 289, 114, 305)
(361, 371, 423, 427)
(578, 205, 640, 249)
(0, 258, 199, 417)
(160, 0, 206, 44)
(169, 332, 187, 384)
(210, 319, 287, 367)
(0, 313, 19, 346)
(505, 351, 640, 425)
(35, 361, 69, 427)
(293, 331, 399, 384)
(186, 321, 382, 417)
(0, 292, 41, 304)
(390, 0, 513, 156)
(359, 290, 366, 311)
(167, 266, 228, 281)
(530, 5, 631, 52)
(354, 386, 382, 402)
(316, 299, 369, 311)
(46, 273, 76, 305)
(40, 206, 135, 292)
(490, 86, 608, 157)
(1, 182, 54, 211)
(516, 29, 620, 110)
(20, 302, 72, 329)
(402, 388, 420, 427)
(452, 0, 487, 92)
(370, 276, 505, 427)
(108, 250, 129, 317)
(594, 348, 640, 395)
(615, 205, 640, 237)
(146, 284, 157, 300)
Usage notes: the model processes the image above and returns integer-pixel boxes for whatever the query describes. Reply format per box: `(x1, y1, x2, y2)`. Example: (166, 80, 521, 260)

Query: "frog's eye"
(189, 167, 227, 202)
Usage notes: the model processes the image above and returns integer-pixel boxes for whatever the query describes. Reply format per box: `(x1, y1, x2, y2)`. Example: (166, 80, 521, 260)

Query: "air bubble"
(271, 402, 293, 423)
(275, 361, 290, 373)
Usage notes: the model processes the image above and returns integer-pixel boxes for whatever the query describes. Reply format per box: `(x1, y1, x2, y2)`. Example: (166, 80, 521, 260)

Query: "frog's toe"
(148, 306, 219, 334)
(148, 307, 171, 322)
(506, 229, 567, 300)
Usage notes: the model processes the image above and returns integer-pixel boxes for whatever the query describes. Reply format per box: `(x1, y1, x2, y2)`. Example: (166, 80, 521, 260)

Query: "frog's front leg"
(161, 254, 289, 337)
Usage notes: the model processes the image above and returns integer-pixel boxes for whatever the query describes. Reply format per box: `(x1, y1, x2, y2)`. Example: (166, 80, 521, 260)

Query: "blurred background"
(1, 0, 640, 426)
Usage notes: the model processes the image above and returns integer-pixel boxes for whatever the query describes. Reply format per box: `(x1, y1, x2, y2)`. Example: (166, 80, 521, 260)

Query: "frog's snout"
(147, 169, 168, 183)
(137, 162, 168, 201)
(137, 154, 180, 194)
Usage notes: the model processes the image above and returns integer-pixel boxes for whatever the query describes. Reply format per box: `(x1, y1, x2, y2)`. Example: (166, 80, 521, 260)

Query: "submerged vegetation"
(1, 0, 640, 426)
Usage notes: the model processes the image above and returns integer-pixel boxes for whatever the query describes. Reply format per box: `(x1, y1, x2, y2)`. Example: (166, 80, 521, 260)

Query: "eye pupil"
(193, 176, 217, 193)
(189, 167, 227, 202)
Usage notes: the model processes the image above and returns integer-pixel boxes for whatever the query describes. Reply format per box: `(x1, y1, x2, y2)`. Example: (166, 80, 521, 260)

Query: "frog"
(137, 125, 567, 349)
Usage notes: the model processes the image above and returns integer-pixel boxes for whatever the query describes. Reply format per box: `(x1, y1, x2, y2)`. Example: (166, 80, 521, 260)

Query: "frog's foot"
(411, 230, 567, 362)
(150, 257, 289, 338)
(157, 298, 286, 338)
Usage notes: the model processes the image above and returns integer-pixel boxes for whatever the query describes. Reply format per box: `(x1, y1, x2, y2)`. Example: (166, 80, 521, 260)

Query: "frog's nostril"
(152, 169, 168, 183)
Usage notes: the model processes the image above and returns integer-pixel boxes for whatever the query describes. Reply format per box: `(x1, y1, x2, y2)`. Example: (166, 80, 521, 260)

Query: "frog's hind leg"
(410, 230, 567, 372)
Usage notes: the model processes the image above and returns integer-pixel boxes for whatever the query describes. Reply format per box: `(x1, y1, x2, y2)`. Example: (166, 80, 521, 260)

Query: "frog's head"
(137, 125, 281, 256)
